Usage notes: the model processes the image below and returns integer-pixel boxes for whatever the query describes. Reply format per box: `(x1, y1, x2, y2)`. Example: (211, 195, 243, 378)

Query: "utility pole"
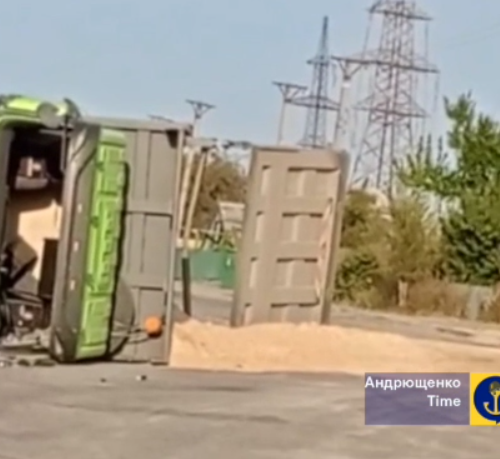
(272, 81, 306, 144)
(178, 99, 215, 241)
(186, 99, 215, 133)
(183, 138, 217, 250)
(178, 99, 215, 316)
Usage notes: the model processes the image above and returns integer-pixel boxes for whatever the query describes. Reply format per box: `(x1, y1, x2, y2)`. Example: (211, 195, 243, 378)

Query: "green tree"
(399, 94, 500, 285)
(335, 190, 386, 301)
(186, 153, 247, 229)
(385, 195, 441, 283)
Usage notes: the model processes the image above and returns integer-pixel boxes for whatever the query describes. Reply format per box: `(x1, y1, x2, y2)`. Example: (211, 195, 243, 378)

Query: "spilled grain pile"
(171, 320, 500, 375)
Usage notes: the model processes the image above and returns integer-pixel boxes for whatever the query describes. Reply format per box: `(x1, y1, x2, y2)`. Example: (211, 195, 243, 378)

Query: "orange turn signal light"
(144, 316, 163, 337)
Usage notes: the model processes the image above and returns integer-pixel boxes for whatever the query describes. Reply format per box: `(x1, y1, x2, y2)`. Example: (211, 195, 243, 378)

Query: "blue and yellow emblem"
(471, 374, 500, 426)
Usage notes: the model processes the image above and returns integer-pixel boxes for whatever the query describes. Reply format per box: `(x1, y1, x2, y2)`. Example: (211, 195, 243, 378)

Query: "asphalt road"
(1, 364, 497, 459)
(177, 291, 231, 324)
(1, 285, 497, 457)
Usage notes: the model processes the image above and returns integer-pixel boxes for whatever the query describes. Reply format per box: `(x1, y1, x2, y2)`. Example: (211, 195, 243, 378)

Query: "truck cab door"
(49, 124, 127, 362)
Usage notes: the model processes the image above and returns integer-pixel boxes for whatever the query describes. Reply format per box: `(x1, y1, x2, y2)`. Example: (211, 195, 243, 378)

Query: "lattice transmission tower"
(290, 16, 338, 148)
(352, 0, 438, 194)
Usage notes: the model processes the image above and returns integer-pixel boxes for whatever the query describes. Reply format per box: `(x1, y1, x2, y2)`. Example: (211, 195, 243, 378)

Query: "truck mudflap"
(49, 124, 128, 362)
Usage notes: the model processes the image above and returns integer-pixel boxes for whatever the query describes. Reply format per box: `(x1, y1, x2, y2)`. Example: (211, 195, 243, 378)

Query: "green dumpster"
(189, 249, 226, 282)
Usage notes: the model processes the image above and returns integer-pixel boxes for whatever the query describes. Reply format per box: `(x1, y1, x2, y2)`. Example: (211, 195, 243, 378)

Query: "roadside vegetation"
(335, 94, 500, 322)
(187, 152, 246, 229)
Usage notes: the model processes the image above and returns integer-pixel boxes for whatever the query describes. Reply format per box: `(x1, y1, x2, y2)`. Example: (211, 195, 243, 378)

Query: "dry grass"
(479, 284, 500, 322)
(405, 279, 468, 317)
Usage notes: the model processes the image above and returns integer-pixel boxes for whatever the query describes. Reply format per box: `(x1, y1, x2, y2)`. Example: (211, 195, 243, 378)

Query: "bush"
(335, 190, 445, 313)
(334, 248, 380, 302)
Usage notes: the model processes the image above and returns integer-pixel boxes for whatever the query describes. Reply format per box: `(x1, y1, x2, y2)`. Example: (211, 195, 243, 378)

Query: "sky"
(0, 0, 499, 146)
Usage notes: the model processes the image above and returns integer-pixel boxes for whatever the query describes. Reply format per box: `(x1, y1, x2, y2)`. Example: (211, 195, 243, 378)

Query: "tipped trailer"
(0, 95, 189, 363)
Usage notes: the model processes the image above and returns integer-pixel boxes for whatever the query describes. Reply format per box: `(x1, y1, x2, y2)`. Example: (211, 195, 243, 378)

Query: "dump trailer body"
(84, 116, 189, 363)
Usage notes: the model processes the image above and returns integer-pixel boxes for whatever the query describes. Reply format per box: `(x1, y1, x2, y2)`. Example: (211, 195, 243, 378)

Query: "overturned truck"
(0, 95, 187, 363)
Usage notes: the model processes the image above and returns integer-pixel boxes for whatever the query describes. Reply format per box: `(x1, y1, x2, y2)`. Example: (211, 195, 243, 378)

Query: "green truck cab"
(0, 95, 186, 363)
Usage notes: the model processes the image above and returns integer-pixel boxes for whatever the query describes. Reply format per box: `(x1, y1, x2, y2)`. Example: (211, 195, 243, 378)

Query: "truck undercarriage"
(0, 125, 65, 345)
(0, 98, 132, 362)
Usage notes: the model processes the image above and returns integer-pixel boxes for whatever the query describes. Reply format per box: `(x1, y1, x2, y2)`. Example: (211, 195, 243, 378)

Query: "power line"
(443, 19, 500, 47)
(444, 27, 500, 49)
